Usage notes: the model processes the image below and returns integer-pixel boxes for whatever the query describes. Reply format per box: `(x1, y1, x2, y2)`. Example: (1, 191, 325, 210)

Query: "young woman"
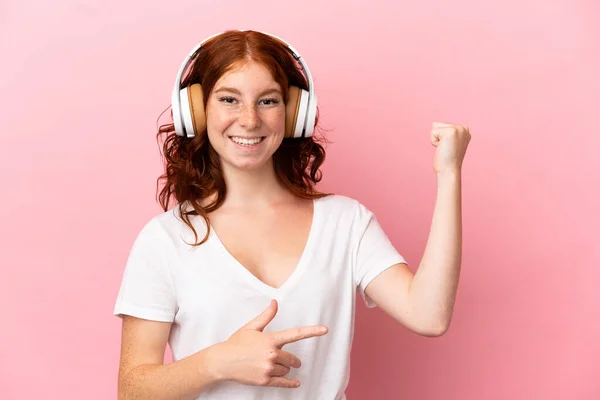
(113, 29, 471, 400)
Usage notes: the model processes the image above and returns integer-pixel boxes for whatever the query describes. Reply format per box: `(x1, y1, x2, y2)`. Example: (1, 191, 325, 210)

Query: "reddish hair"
(156, 30, 329, 246)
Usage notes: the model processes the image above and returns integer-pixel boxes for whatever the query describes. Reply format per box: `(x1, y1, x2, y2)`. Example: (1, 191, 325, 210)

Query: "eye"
(260, 98, 280, 106)
(218, 96, 236, 104)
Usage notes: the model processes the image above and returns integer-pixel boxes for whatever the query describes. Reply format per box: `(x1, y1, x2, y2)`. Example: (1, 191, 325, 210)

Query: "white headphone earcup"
(172, 88, 184, 137)
(293, 89, 310, 138)
(179, 88, 196, 138)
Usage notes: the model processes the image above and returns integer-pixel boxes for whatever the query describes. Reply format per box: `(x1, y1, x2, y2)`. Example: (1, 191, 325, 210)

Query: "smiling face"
(205, 60, 286, 173)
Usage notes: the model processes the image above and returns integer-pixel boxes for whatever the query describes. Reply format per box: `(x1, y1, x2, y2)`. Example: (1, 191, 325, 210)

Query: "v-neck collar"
(208, 198, 320, 297)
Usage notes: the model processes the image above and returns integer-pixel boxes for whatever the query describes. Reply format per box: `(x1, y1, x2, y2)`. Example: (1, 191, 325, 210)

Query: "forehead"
(215, 61, 280, 89)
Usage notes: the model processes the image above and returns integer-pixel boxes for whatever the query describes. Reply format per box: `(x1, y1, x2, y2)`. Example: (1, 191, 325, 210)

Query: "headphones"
(171, 30, 317, 139)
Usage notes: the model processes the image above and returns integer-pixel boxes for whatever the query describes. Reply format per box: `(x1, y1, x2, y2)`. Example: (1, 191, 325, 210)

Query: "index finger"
(272, 325, 328, 347)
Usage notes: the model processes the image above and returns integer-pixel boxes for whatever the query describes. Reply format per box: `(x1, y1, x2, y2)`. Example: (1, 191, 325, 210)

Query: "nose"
(238, 104, 261, 130)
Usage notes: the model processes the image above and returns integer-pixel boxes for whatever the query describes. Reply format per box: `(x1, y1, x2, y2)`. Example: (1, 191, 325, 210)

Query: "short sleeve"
(353, 203, 408, 308)
(113, 219, 178, 322)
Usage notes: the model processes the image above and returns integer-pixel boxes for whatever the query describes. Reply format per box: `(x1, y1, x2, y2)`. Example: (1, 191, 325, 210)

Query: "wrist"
(198, 342, 228, 383)
(436, 168, 461, 179)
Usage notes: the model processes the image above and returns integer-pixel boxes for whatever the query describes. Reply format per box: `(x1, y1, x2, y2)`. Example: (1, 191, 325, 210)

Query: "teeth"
(231, 137, 263, 145)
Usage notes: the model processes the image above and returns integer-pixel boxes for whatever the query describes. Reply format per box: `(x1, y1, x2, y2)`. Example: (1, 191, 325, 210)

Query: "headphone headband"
(171, 30, 315, 139)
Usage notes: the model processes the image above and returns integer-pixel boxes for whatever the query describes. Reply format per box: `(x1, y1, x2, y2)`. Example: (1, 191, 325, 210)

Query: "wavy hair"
(155, 30, 329, 246)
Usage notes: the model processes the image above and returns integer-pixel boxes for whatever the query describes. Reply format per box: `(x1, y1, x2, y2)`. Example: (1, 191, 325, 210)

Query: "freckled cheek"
(207, 110, 237, 134)
(265, 109, 286, 134)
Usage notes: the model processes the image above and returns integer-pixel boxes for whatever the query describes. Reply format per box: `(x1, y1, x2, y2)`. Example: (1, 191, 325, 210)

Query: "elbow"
(117, 368, 137, 400)
(117, 386, 128, 400)
(420, 324, 449, 338)
(117, 380, 131, 400)
(415, 319, 451, 338)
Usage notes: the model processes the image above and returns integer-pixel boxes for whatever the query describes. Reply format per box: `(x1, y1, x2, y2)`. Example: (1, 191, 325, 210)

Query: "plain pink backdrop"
(1, 1, 598, 399)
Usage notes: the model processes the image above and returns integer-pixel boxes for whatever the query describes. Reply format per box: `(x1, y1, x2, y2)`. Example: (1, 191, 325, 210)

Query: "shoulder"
(133, 202, 208, 249)
(315, 194, 374, 223)
(316, 193, 370, 213)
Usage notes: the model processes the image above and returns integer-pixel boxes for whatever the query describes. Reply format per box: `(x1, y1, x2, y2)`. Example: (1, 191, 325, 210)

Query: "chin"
(222, 155, 274, 172)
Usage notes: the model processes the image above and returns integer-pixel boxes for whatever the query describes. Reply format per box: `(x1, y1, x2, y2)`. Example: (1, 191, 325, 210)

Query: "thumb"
(242, 299, 278, 331)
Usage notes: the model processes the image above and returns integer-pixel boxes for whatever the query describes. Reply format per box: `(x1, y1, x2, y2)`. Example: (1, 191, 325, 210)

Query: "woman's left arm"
(364, 122, 471, 337)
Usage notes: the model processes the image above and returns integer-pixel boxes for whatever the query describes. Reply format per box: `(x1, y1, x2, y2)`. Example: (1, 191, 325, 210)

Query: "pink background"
(1, 1, 598, 399)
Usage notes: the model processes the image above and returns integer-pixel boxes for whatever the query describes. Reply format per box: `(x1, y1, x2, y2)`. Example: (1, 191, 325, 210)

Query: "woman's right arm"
(117, 315, 221, 400)
(117, 300, 328, 399)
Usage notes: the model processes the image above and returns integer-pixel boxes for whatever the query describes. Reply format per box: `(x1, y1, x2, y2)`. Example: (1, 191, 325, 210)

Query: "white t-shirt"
(113, 194, 407, 400)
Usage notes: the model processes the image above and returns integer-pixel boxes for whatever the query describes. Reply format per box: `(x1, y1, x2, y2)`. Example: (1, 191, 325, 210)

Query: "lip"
(228, 136, 265, 150)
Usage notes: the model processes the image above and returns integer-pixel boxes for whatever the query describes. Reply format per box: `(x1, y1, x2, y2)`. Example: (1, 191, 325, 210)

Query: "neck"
(219, 159, 292, 209)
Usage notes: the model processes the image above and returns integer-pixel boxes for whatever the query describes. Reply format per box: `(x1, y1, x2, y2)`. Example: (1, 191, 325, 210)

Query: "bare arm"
(365, 171, 462, 336)
(117, 316, 221, 400)
(117, 300, 328, 399)
(365, 123, 470, 337)
(407, 170, 462, 331)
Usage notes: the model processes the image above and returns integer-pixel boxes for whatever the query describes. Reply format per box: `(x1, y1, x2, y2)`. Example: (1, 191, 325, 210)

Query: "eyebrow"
(213, 86, 282, 96)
